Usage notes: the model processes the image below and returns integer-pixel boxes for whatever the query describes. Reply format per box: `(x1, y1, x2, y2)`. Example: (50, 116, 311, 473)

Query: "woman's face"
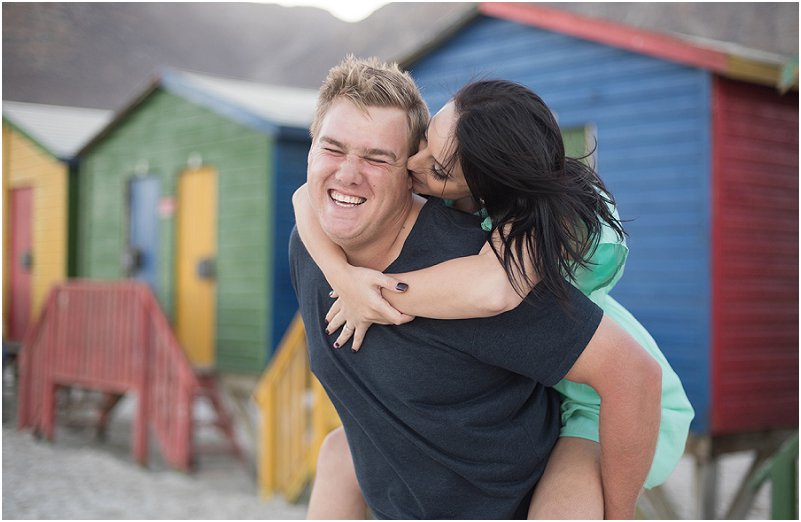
(408, 101, 472, 201)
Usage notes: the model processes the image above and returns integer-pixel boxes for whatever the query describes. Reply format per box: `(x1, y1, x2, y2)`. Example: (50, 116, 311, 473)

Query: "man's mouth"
(329, 189, 366, 207)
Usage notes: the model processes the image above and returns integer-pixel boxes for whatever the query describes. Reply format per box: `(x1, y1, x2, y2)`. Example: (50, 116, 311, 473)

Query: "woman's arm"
(293, 185, 414, 347)
(392, 223, 540, 318)
(295, 184, 541, 348)
(324, 229, 541, 349)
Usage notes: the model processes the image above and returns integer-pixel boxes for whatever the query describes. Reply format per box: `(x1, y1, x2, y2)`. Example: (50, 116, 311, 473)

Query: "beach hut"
(2, 102, 111, 344)
(76, 69, 317, 375)
(401, 2, 797, 516)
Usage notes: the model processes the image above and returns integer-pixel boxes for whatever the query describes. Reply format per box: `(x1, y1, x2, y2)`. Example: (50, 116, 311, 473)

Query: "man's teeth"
(330, 190, 366, 206)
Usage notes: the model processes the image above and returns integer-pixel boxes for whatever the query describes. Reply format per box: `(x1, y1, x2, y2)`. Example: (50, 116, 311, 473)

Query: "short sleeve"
(572, 203, 628, 303)
(288, 226, 303, 295)
(467, 284, 603, 386)
(477, 208, 492, 233)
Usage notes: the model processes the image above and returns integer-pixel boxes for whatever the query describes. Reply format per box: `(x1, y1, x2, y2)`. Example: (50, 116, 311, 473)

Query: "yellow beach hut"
(2, 101, 111, 346)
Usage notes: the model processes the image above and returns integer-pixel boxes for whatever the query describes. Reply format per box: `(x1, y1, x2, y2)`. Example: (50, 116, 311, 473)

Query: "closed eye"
(365, 156, 389, 165)
(431, 163, 450, 181)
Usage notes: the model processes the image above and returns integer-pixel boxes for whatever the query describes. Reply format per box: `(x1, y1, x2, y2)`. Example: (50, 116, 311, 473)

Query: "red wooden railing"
(17, 280, 199, 470)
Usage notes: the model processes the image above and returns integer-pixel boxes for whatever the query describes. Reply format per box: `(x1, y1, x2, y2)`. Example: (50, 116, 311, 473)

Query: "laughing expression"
(307, 98, 412, 247)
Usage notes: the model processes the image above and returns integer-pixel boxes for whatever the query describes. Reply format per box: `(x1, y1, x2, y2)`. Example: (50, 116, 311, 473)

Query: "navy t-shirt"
(289, 198, 603, 519)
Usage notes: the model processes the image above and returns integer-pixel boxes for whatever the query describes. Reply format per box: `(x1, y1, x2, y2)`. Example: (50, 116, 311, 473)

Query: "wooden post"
(769, 435, 798, 520)
(133, 298, 149, 466)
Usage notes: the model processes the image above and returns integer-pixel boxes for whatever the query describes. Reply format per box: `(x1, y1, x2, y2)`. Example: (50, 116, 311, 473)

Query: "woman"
(293, 79, 693, 518)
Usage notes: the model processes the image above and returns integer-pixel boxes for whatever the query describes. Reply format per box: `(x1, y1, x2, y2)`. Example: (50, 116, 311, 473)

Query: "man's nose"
(335, 154, 363, 184)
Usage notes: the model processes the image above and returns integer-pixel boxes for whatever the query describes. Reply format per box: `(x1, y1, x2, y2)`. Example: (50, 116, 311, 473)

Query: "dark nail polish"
(325, 329, 330, 335)
(333, 342, 340, 349)
(351, 347, 358, 353)
(396, 282, 409, 292)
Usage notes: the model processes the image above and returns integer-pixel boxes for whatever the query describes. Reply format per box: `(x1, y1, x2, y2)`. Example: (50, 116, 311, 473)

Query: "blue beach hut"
(402, 3, 797, 516)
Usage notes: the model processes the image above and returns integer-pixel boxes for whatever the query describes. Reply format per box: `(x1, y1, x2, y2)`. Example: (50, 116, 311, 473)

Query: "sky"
(271, 0, 392, 22)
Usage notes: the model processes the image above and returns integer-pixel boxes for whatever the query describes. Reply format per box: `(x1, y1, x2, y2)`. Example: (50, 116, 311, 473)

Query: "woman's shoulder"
(573, 205, 629, 298)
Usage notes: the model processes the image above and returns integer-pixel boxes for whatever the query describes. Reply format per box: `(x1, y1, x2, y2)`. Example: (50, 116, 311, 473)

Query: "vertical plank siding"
(410, 16, 713, 430)
(3, 125, 69, 326)
(78, 90, 272, 373)
(711, 78, 798, 434)
(269, 136, 309, 349)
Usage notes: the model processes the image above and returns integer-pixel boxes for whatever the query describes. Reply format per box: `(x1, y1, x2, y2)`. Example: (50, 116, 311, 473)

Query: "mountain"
(3, 2, 795, 111)
(2, 2, 474, 110)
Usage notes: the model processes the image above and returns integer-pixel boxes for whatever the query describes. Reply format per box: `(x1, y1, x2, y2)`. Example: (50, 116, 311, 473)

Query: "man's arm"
(563, 314, 662, 519)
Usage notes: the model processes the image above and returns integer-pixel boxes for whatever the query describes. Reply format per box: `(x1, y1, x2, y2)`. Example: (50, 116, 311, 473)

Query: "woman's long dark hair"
(446, 79, 625, 304)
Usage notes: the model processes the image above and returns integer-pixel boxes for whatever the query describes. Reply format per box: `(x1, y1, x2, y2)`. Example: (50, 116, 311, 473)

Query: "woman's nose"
(407, 152, 423, 174)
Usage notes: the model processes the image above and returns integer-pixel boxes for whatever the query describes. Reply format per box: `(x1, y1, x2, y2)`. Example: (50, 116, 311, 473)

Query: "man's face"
(307, 98, 412, 247)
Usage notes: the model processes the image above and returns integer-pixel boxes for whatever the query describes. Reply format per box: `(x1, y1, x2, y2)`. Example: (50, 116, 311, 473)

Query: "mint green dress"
(473, 204, 694, 488)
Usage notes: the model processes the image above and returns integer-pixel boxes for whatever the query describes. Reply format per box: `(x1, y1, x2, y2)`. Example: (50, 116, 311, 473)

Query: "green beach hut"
(76, 68, 317, 377)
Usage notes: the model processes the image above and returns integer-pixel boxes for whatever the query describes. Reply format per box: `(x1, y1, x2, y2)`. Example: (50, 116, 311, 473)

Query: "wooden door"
(175, 167, 217, 367)
(128, 176, 161, 292)
(9, 187, 33, 341)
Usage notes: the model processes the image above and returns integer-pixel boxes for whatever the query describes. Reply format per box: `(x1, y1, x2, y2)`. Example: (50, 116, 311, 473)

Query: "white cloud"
(270, 0, 390, 22)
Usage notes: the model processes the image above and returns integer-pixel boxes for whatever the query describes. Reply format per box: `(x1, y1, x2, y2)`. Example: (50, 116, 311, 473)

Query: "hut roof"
(80, 68, 319, 155)
(401, 2, 798, 91)
(161, 68, 319, 130)
(2, 101, 112, 159)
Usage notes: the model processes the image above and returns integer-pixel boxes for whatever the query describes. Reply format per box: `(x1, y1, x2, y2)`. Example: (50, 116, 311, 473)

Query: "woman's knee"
(308, 427, 366, 519)
(317, 427, 356, 480)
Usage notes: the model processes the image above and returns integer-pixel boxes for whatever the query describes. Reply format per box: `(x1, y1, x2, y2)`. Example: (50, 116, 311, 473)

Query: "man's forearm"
(598, 363, 661, 519)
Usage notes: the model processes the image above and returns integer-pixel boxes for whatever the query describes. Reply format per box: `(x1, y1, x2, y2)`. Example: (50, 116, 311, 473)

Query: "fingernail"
(328, 290, 335, 298)
(333, 342, 340, 349)
(325, 329, 330, 335)
(351, 347, 358, 353)
(395, 282, 409, 292)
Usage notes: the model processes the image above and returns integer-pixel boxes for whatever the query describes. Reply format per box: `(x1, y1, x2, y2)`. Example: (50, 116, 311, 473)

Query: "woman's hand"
(324, 266, 415, 351)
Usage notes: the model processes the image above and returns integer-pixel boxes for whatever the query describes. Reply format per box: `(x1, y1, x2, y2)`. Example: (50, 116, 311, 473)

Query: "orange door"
(175, 167, 217, 367)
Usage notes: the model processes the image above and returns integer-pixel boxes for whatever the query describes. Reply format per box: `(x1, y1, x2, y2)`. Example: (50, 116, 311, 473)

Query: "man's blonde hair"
(310, 55, 430, 155)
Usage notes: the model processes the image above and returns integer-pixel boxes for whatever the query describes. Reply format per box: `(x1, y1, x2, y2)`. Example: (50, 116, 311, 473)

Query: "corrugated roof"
(2, 100, 112, 159)
(402, 3, 798, 90)
(162, 68, 319, 130)
(80, 68, 320, 154)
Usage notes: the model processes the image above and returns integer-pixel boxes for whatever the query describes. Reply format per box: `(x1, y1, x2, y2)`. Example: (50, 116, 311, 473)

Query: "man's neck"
(343, 194, 426, 271)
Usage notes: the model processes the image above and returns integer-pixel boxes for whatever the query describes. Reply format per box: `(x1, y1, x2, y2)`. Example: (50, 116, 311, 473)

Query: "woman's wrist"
(325, 261, 355, 295)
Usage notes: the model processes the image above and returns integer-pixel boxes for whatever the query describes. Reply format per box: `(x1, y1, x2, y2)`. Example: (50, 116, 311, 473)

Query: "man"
(289, 56, 661, 519)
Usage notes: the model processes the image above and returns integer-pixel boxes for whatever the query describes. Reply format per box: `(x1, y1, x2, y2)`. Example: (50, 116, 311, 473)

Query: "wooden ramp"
(255, 313, 341, 501)
(17, 280, 241, 470)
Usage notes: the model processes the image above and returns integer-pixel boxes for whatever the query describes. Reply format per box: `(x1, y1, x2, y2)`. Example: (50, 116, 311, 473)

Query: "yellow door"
(175, 166, 217, 367)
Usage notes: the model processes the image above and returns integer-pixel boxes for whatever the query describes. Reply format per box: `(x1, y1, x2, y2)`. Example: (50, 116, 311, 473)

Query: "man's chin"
(320, 222, 361, 245)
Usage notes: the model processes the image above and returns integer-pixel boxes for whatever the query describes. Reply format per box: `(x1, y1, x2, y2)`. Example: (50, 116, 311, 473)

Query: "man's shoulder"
(418, 198, 485, 244)
(288, 225, 301, 253)
(288, 225, 311, 266)
(425, 197, 484, 229)
(392, 198, 487, 270)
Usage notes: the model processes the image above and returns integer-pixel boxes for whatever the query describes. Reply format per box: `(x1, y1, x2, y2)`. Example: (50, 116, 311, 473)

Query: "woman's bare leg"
(528, 437, 604, 519)
(306, 427, 368, 519)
